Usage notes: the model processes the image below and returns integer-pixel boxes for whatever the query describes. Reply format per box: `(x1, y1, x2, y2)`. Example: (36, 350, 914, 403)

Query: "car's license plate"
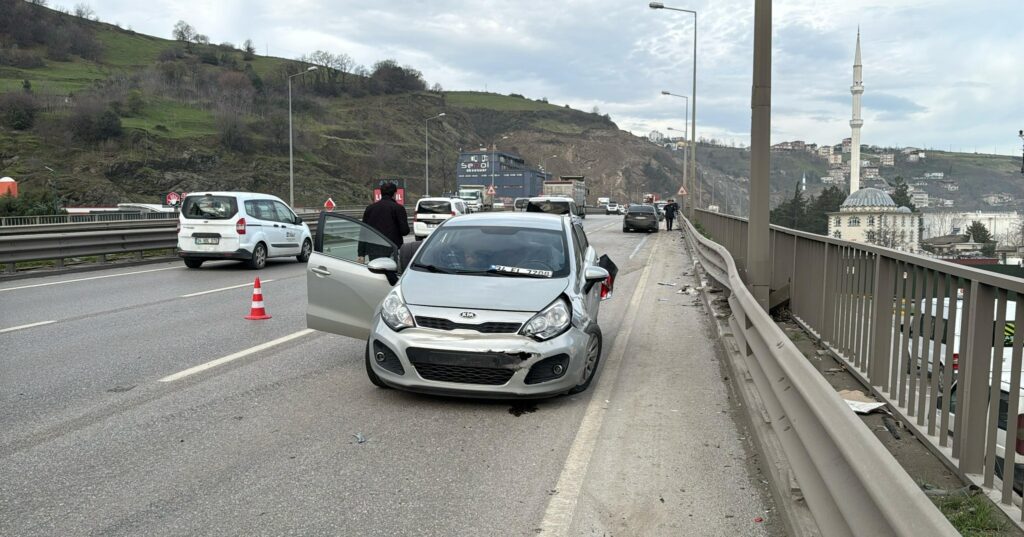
(426, 222, 438, 227)
(195, 237, 220, 245)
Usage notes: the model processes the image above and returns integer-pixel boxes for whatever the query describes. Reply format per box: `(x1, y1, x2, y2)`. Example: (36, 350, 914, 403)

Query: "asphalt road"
(0, 215, 777, 536)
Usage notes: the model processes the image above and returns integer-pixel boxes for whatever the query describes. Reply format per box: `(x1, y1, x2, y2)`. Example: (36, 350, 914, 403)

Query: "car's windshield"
(413, 225, 570, 277)
(527, 200, 571, 215)
(182, 195, 238, 219)
(417, 200, 452, 214)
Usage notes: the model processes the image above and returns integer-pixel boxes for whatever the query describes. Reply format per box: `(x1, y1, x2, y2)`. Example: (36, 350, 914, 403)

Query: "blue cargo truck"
(456, 150, 548, 210)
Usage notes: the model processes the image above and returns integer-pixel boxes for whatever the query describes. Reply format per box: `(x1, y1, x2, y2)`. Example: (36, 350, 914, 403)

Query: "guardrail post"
(868, 255, 895, 386)
(4, 262, 13, 273)
(958, 280, 995, 474)
(54, 257, 63, 269)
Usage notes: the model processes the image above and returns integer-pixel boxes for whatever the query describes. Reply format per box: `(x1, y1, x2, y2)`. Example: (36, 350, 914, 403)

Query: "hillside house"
(880, 153, 895, 167)
(829, 153, 843, 166)
(842, 138, 852, 153)
(818, 145, 834, 158)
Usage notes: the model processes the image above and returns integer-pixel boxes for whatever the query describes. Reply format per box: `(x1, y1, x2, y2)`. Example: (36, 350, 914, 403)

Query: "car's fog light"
(552, 364, 565, 375)
(375, 352, 386, 363)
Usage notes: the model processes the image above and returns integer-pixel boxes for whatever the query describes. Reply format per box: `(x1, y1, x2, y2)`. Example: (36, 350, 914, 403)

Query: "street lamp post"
(488, 136, 508, 209)
(651, 3, 697, 218)
(541, 154, 558, 173)
(1018, 129, 1023, 174)
(746, 0, 772, 310)
(424, 113, 446, 196)
(288, 66, 318, 208)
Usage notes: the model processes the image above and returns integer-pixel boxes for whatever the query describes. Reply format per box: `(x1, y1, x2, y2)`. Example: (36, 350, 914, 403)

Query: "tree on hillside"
(370, 59, 425, 94)
(967, 220, 996, 257)
(73, 3, 95, 20)
(806, 185, 846, 235)
(770, 181, 808, 230)
(242, 38, 256, 60)
(172, 20, 196, 51)
(891, 176, 916, 211)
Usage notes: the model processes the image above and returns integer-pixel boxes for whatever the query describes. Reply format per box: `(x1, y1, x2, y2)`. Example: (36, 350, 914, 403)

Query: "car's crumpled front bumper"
(368, 316, 591, 398)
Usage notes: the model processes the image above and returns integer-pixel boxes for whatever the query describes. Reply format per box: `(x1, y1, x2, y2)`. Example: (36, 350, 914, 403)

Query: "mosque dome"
(841, 188, 896, 209)
(896, 206, 912, 213)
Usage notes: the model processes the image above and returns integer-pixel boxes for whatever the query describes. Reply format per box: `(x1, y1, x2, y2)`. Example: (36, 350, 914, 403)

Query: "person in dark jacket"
(664, 199, 680, 230)
(357, 182, 410, 263)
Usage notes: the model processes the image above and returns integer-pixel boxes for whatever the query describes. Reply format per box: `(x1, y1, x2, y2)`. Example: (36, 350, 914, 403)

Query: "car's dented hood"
(400, 270, 569, 312)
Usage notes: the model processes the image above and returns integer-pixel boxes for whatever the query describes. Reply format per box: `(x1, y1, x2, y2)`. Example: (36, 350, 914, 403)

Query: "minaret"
(849, 28, 864, 194)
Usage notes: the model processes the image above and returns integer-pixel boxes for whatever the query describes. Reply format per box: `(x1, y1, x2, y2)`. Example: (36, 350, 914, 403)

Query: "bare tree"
(431, 82, 443, 93)
(194, 34, 210, 46)
(73, 3, 95, 20)
(172, 21, 196, 52)
(243, 39, 256, 61)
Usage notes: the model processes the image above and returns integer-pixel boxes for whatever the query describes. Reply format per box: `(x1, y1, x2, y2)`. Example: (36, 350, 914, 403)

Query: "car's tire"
(247, 242, 267, 269)
(569, 328, 603, 395)
(183, 257, 203, 269)
(622, 226, 629, 232)
(296, 239, 312, 263)
(365, 342, 391, 389)
(399, 241, 422, 273)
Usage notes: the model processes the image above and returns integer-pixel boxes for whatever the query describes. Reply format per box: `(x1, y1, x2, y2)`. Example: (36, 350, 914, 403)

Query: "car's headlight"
(521, 298, 571, 341)
(381, 289, 414, 331)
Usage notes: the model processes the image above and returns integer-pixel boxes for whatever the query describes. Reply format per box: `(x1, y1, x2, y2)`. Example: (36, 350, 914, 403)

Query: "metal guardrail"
(682, 214, 959, 536)
(0, 212, 180, 227)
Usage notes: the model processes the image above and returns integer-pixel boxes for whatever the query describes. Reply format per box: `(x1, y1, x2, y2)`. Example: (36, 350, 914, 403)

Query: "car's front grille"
(406, 347, 524, 385)
(415, 316, 522, 334)
(372, 340, 405, 375)
(411, 363, 514, 385)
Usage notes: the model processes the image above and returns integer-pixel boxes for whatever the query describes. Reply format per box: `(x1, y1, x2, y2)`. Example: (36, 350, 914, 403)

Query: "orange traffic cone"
(244, 277, 272, 320)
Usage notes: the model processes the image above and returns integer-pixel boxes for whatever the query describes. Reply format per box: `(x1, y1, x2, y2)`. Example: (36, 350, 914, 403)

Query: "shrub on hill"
(0, 92, 37, 130)
(69, 100, 122, 141)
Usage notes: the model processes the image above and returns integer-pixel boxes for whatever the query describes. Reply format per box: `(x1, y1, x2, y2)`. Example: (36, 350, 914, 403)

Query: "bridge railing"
(695, 208, 1024, 527)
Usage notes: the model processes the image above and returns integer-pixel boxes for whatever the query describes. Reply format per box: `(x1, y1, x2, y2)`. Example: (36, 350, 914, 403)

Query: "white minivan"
(412, 197, 467, 241)
(177, 192, 313, 269)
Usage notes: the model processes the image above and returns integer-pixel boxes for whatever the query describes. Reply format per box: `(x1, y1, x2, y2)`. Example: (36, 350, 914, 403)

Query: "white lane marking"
(0, 320, 57, 334)
(539, 234, 660, 535)
(628, 235, 650, 259)
(158, 329, 315, 382)
(0, 266, 182, 293)
(180, 279, 274, 298)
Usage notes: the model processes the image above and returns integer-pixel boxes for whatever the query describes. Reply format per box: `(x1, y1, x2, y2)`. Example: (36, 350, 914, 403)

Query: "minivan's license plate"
(195, 237, 220, 245)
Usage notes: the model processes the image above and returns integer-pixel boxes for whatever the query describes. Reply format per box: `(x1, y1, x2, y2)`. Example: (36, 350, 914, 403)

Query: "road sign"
(372, 188, 406, 205)
(166, 192, 180, 206)
(677, 186, 688, 196)
(324, 197, 336, 211)
(486, 185, 497, 195)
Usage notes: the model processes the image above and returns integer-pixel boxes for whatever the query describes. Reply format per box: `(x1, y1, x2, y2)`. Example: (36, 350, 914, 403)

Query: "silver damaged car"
(306, 212, 614, 398)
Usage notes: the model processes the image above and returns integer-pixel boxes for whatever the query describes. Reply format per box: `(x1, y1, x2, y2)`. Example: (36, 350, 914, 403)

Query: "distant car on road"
(525, 196, 585, 222)
(654, 201, 667, 221)
(305, 212, 615, 397)
(177, 192, 312, 269)
(413, 197, 467, 241)
(605, 202, 619, 215)
(622, 204, 659, 233)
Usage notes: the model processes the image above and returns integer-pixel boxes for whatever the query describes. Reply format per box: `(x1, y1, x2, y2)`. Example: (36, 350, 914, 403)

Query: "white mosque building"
(827, 30, 919, 252)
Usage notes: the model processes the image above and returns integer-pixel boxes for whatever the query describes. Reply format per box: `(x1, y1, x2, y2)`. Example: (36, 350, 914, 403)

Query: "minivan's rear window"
(418, 200, 452, 214)
(182, 196, 238, 219)
(527, 201, 571, 215)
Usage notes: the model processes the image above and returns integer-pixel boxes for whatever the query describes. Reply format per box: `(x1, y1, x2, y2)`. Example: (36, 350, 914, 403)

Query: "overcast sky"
(59, 0, 1024, 154)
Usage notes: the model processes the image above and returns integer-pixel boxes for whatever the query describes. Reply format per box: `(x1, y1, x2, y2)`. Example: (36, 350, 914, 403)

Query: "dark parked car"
(622, 204, 659, 233)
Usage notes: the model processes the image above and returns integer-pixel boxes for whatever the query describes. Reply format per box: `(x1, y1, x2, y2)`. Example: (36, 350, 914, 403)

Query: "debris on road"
(657, 282, 678, 286)
(921, 483, 982, 497)
(882, 415, 902, 440)
(352, 433, 367, 444)
(838, 389, 887, 414)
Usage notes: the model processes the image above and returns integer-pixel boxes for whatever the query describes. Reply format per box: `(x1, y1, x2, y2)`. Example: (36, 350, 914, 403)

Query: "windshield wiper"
(412, 262, 456, 274)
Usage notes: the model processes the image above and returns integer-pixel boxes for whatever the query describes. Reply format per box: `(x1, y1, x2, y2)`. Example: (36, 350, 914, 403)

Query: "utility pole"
(747, 0, 772, 310)
(1019, 129, 1024, 174)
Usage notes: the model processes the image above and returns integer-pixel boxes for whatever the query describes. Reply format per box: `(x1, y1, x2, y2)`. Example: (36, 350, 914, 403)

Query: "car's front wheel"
(296, 239, 312, 263)
(569, 328, 603, 395)
(365, 342, 390, 389)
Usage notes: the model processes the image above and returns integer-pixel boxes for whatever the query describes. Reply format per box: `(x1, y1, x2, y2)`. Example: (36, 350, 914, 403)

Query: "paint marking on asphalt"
(538, 233, 660, 535)
(180, 280, 274, 298)
(0, 266, 182, 293)
(0, 320, 57, 334)
(158, 329, 315, 382)
(628, 234, 650, 259)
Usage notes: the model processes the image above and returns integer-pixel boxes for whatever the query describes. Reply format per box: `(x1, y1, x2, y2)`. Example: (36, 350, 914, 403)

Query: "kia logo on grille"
(459, 312, 477, 319)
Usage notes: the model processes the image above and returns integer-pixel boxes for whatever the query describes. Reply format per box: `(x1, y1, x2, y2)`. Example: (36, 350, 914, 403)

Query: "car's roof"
(417, 197, 459, 202)
(529, 196, 573, 202)
(444, 211, 566, 231)
(184, 191, 282, 201)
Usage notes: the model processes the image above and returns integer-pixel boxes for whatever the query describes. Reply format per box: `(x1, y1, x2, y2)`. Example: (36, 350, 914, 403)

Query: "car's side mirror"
(294, 215, 303, 225)
(583, 266, 610, 294)
(367, 257, 399, 285)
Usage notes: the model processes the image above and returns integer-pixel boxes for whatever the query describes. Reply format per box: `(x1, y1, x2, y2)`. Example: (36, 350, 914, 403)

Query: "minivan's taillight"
(236, 218, 246, 235)
(451, 211, 456, 216)
(1017, 414, 1024, 455)
(952, 353, 959, 371)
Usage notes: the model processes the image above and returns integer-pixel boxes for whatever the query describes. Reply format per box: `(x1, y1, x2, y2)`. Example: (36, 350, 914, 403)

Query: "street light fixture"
(1019, 129, 1023, 174)
(489, 135, 509, 206)
(424, 113, 446, 196)
(541, 154, 558, 172)
(288, 66, 318, 208)
(651, 4, 697, 217)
